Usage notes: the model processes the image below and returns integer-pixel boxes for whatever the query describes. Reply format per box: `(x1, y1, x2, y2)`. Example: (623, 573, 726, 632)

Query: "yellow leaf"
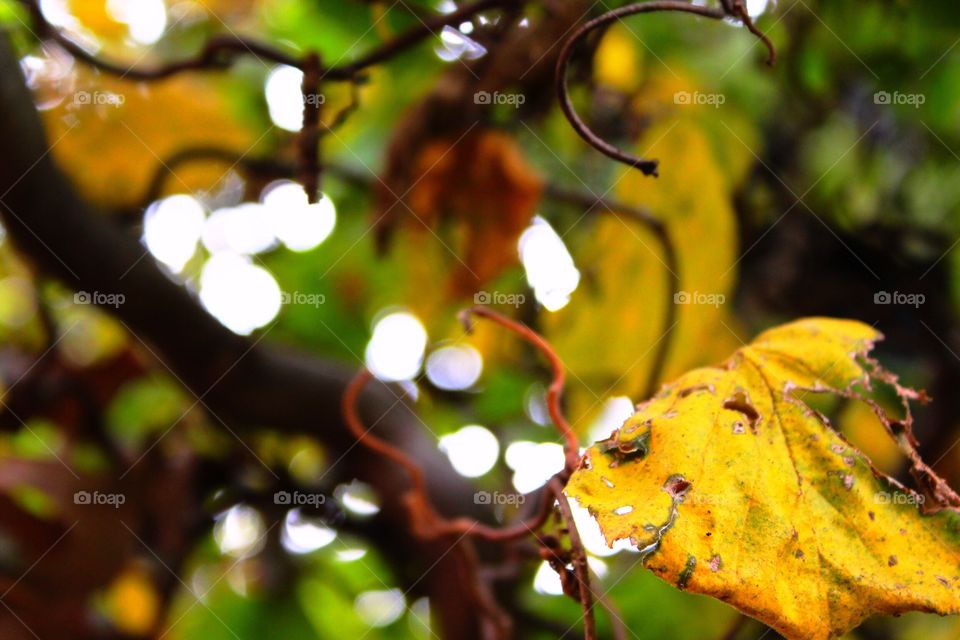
(66, 0, 126, 41)
(567, 318, 960, 640)
(594, 25, 642, 92)
(103, 565, 159, 635)
(41, 71, 257, 209)
(543, 115, 741, 425)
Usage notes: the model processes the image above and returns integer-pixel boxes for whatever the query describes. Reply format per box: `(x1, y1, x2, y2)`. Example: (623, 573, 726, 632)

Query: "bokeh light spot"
(365, 311, 427, 381)
(439, 425, 499, 477)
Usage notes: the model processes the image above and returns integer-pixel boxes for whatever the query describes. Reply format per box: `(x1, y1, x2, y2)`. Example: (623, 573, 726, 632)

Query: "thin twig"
(460, 306, 580, 478)
(299, 52, 323, 202)
(555, 0, 775, 175)
(550, 476, 596, 640)
(22, 0, 514, 82)
(341, 306, 583, 544)
(342, 368, 429, 496)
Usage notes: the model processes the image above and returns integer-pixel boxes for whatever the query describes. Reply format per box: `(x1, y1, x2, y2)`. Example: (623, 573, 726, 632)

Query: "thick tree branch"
(0, 31, 497, 639)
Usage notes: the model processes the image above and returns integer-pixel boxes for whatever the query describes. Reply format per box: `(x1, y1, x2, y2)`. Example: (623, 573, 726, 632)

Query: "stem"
(550, 476, 596, 640)
(460, 306, 580, 477)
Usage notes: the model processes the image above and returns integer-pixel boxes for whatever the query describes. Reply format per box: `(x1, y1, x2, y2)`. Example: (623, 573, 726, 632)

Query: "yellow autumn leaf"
(41, 70, 257, 209)
(567, 318, 960, 640)
(66, 0, 127, 41)
(543, 109, 742, 426)
(594, 24, 642, 92)
(103, 565, 159, 635)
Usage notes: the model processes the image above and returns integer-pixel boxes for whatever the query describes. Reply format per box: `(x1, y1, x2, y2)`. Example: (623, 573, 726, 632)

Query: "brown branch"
(550, 476, 596, 640)
(340, 306, 583, 547)
(299, 52, 323, 203)
(459, 306, 580, 477)
(342, 368, 428, 497)
(341, 362, 560, 544)
(22, 0, 516, 82)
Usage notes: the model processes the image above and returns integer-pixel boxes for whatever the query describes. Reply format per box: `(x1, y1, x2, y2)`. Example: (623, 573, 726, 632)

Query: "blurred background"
(0, 0, 959, 637)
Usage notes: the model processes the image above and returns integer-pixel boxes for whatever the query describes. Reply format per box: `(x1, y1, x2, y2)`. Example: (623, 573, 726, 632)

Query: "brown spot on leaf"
(888, 556, 897, 567)
(663, 475, 692, 500)
(679, 384, 716, 398)
(678, 554, 697, 589)
(722, 389, 761, 434)
(709, 554, 722, 572)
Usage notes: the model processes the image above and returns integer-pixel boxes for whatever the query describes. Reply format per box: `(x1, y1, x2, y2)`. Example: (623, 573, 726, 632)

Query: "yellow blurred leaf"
(103, 565, 159, 635)
(41, 71, 257, 209)
(594, 24, 642, 92)
(568, 318, 960, 640)
(839, 399, 904, 477)
(544, 109, 741, 425)
(66, 0, 126, 41)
